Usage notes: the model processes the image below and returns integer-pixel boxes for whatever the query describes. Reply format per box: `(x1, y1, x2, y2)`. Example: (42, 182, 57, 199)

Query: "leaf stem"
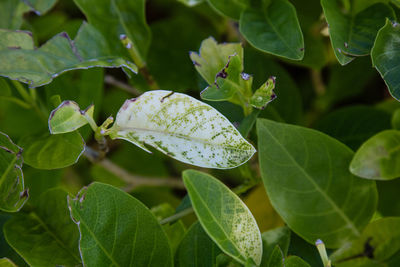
(159, 207, 194, 225)
(316, 239, 331, 267)
(104, 75, 141, 96)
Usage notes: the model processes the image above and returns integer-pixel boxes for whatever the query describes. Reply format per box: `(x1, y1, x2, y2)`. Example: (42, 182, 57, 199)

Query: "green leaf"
(108, 90, 256, 169)
(250, 76, 276, 109)
(240, 0, 304, 60)
(190, 37, 243, 86)
(257, 119, 378, 248)
(330, 217, 400, 266)
(0, 258, 17, 267)
(371, 19, 400, 101)
(0, 23, 137, 88)
(74, 0, 151, 63)
(391, 109, 400, 130)
(267, 245, 284, 267)
(207, 0, 249, 20)
(23, 0, 57, 15)
(182, 170, 262, 266)
(322, 1, 394, 58)
(0, 132, 27, 212)
(320, 0, 355, 65)
(175, 221, 222, 267)
(350, 130, 400, 180)
(49, 101, 93, 134)
(288, 233, 324, 267)
(285, 256, 311, 267)
(4, 188, 81, 267)
(19, 132, 85, 170)
(0, 0, 30, 30)
(178, 0, 204, 6)
(260, 226, 291, 266)
(69, 182, 173, 266)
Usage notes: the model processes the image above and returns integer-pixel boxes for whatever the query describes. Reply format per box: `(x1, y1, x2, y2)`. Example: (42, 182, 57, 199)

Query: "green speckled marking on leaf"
(108, 90, 256, 169)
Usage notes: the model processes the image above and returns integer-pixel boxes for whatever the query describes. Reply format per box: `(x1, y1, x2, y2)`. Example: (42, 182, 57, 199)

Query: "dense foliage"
(1, 0, 400, 266)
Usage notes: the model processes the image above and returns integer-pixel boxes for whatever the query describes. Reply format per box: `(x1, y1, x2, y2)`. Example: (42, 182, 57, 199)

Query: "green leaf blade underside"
(19, 132, 85, 170)
(109, 90, 256, 169)
(183, 170, 262, 266)
(350, 130, 400, 180)
(239, 0, 304, 60)
(0, 23, 137, 88)
(330, 217, 400, 266)
(257, 119, 378, 248)
(371, 19, 400, 101)
(69, 182, 173, 267)
(3, 188, 81, 267)
(207, 0, 249, 20)
(320, 0, 354, 65)
(175, 221, 222, 267)
(49, 100, 93, 134)
(0, 132, 27, 212)
(190, 37, 243, 86)
(73, 0, 151, 62)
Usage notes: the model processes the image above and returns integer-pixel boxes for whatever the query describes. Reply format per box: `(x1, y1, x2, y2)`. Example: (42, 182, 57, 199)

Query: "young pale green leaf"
(4, 188, 81, 267)
(350, 130, 400, 180)
(183, 170, 262, 266)
(260, 226, 291, 266)
(190, 37, 243, 85)
(250, 76, 276, 109)
(285, 256, 311, 267)
(330, 217, 400, 266)
(0, 0, 30, 29)
(200, 54, 253, 102)
(108, 90, 256, 169)
(207, 0, 249, 20)
(257, 119, 378, 248)
(19, 132, 85, 170)
(322, 1, 394, 59)
(0, 132, 28, 212)
(239, 0, 304, 60)
(320, 0, 354, 65)
(0, 22, 137, 88)
(0, 258, 17, 267)
(175, 221, 222, 267)
(23, 0, 57, 15)
(49, 100, 93, 134)
(69, 182, 173, 267)
(371, 19, 400, 101)
(74, 0, 151, 63)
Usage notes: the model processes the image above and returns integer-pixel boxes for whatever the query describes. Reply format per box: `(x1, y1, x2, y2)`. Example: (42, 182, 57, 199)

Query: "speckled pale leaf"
(250, 76, 277, 109)
(108, 90, 256, 169)
(0, 132, 28, 212)
(182, 170, 262, 265)
(49, 101, 93, 134)
(190, 37, 243, 85)
(200, 54, 253, 102)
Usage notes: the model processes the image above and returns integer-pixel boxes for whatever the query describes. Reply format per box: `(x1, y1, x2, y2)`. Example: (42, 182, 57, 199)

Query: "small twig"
(311, 69, 326, 96)
(160, 207, 194, 225)
(84, 147, 185, 190)
(104, 75, 141, 96)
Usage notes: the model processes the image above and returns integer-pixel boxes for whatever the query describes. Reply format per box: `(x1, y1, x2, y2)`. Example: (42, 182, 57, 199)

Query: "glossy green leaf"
(320, 0, 354, 65)
(260, 226, 291, 266)
(257, 119, 378, 248)
(49, 101, 93, 134)
(371, 19, 400, 101)
(23, 0, 57, 15)
(207, 0, 248, 20)
(0, 132, 27, 212)
(240, 0, 304, 60)
(0, 23, 137, 88)
(183, 170, 262, 266)
(190, 37, 243, 86)
(4, 189, 81, 267)
(0, 0, 30, 29)
(322, 1, 394, 58)
(178, 0, 204, 6)
(108, 90, 256, 169)
(69, 182, 173, 266)
(74, 0, 151, 62)
(0, 258, 17, 267)
(250, 76, 276, 109)
(330, 217, 400, 266)
(267, 245, 284, 267)
(285, 256, 311, 267)
(19, 132, 85, 170)
(350, 130, 400, 180)
(175, 221, 222, 267)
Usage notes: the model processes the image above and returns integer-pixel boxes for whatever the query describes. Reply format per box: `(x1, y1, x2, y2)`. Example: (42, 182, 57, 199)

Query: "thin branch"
(311, 69, 326, 96)
(84, 147, 185, 190)
(104, 75, 141, 96)
(160, 207, 194, 225)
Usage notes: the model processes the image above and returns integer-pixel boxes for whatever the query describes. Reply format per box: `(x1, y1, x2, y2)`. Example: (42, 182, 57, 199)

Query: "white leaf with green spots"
(183, 170, 262, 266)
(108, 90, 256, 169)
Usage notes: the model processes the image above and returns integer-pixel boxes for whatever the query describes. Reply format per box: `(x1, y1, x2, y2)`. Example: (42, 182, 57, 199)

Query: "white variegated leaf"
(108, 90, 256, 169)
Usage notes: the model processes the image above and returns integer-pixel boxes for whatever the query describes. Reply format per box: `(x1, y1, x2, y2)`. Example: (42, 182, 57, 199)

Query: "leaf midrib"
(261, 124, 361, 236)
